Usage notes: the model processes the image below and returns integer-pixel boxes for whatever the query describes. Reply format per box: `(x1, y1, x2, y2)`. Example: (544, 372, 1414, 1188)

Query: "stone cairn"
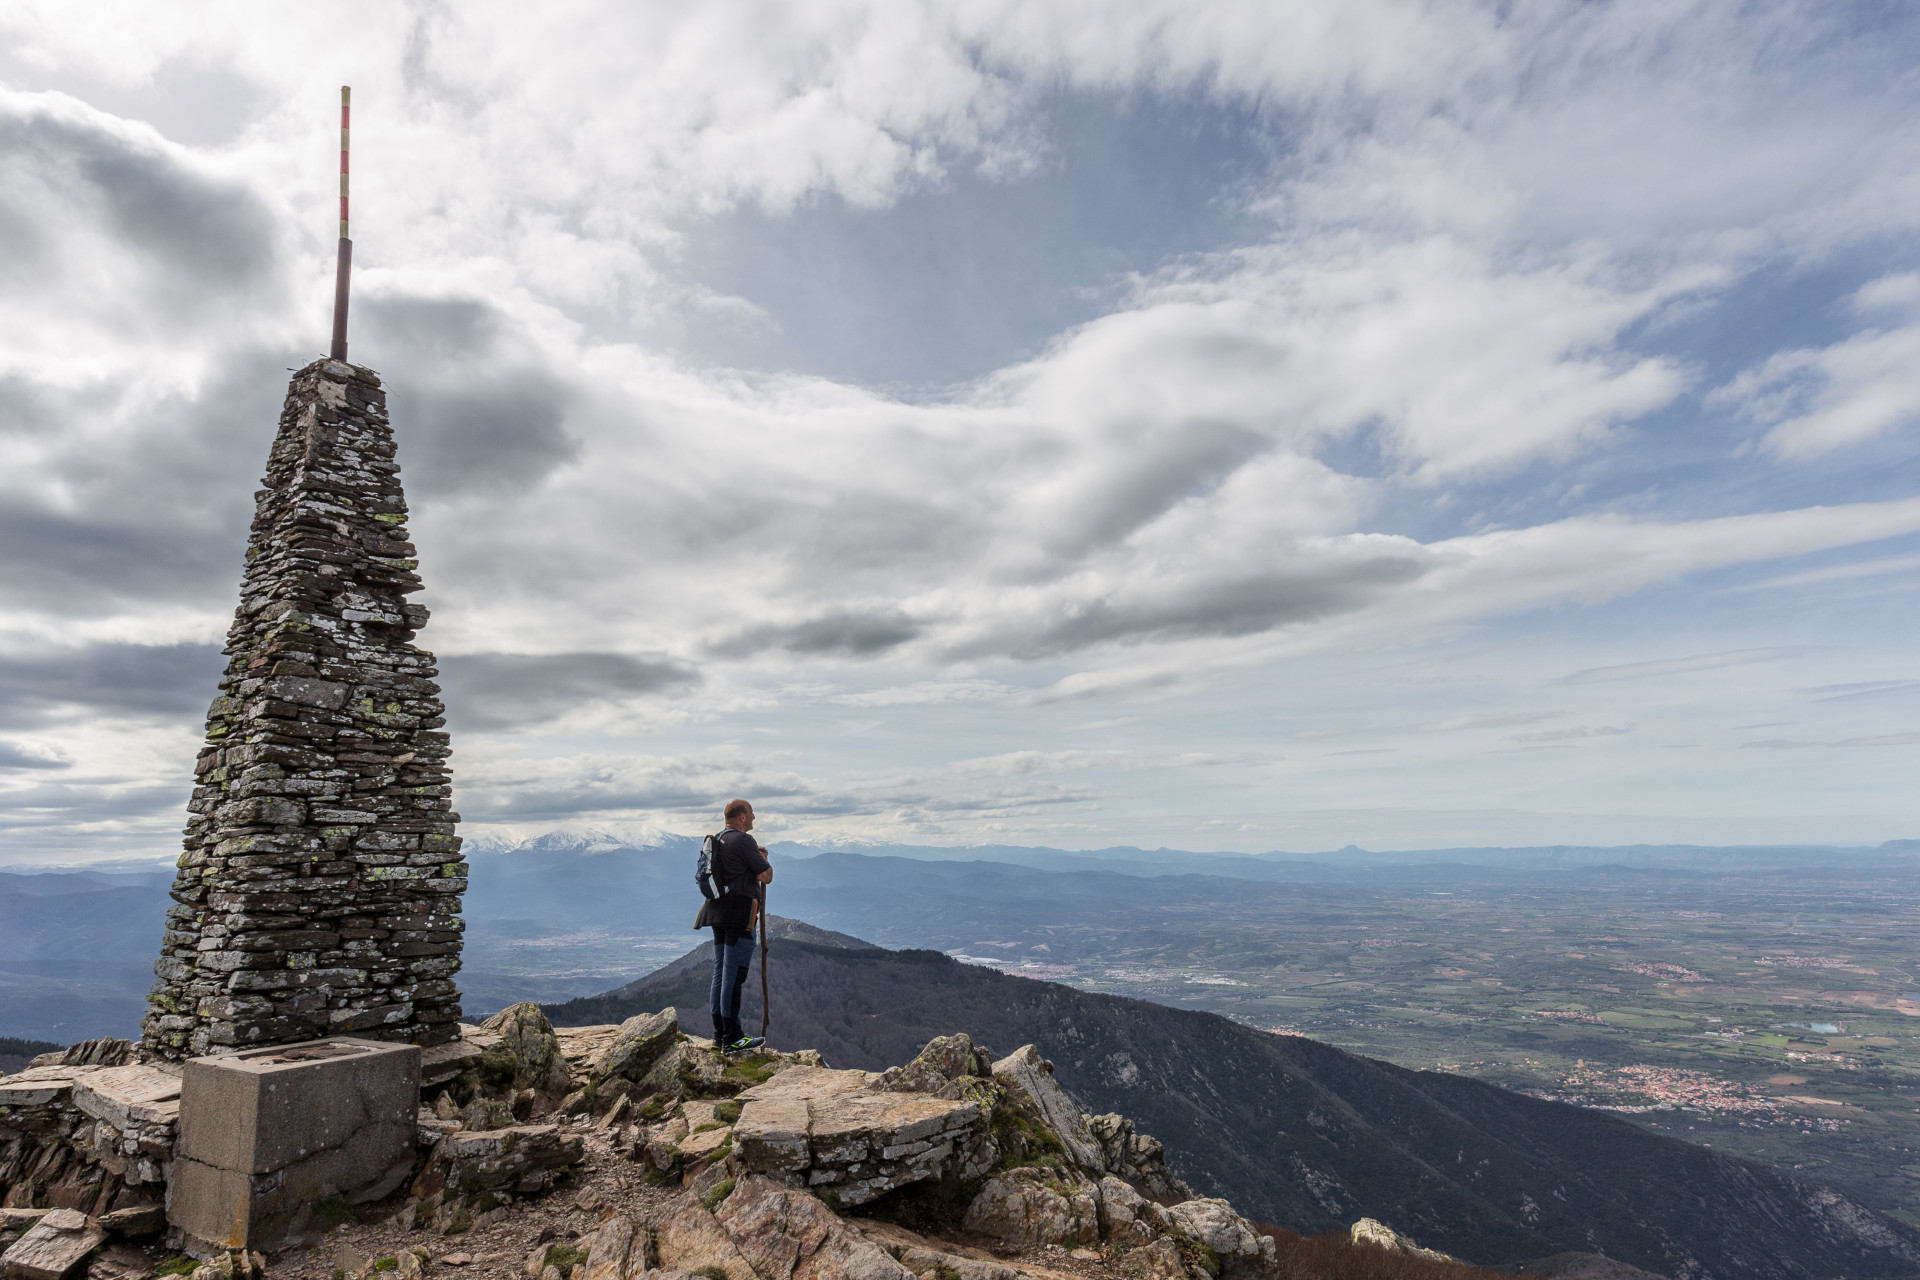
(142, 358, 465, 1060)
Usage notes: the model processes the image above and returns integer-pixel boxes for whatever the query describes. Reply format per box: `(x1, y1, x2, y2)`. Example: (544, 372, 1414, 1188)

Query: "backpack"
(695, 832, 721, 900)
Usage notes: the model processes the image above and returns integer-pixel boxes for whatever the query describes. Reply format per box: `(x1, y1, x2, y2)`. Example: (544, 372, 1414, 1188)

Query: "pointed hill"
(545, 920, 1920, 1280)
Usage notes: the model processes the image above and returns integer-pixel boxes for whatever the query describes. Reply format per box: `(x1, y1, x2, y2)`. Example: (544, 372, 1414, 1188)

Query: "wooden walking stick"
(758, 887, 771, 1039)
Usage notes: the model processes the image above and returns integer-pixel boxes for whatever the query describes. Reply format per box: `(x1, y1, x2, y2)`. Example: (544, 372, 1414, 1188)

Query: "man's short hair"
(723, 798, 753, 823)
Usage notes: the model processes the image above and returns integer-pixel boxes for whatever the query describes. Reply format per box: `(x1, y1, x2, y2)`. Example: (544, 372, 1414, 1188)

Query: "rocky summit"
(143, 359, 465, 1061)
(551, 925, 1920, 1280)
(2, 1008, 1545, 1280)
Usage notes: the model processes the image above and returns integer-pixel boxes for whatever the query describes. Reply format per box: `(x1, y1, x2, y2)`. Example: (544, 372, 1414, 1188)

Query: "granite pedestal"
(169, 1038, 419, 1253)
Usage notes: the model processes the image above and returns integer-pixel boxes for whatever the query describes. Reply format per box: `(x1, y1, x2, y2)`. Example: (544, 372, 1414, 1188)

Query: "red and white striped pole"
(329, 86, 352, 362)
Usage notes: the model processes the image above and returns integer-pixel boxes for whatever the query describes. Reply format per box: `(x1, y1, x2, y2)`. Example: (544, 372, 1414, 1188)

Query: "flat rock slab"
(732, 1068, 982, 1206)
(442, 1124, 586, 1193)
(738, 1067, 875, 1105)
(70, 1066, 182, 1129)
(552, 1026, 620, 1070)
(678, 1125, 733, 1160)
(420, 1041, 483, 1088)
(0, 1068, 89, 1109)
(2, 1208, 106, 1280)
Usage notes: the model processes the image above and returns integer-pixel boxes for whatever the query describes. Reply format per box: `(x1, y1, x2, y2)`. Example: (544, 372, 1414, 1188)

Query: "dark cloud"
(0, 504, 237, 615)
(1, 105, 280, 315)
(0, 345, 308, 617)
(360, 297, 582, 497)
(0, 743, 70, 771)
(437, 652, 700, 730)
(712, 610, 924, 658)
(0, 782, 182, 826)
(1045, 418, 1270, 557)
(0, 643, 222, 726)
(970, 554, 1427, 659)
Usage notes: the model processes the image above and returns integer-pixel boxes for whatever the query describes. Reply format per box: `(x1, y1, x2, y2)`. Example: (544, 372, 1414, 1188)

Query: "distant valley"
(6, 832, 1917, 1228)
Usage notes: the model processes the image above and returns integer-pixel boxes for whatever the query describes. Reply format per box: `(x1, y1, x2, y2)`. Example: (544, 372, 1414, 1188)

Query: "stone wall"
(143, 358, 465, 1060)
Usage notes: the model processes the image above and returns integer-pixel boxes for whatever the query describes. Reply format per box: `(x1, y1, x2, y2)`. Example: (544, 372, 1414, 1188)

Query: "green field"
(941, 863, 1920, 1225)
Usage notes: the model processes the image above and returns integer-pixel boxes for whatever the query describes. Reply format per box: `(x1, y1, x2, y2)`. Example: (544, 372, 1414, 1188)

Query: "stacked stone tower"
(143, 359, 465, 1060)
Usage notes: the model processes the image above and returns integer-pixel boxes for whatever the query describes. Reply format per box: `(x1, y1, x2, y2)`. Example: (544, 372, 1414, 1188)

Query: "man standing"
(699, 798, 772, 1052)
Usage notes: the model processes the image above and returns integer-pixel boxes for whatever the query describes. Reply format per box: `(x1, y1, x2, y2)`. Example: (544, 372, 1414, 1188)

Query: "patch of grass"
(988, 1099, 1069, 1172)
(712, 1100, 742, 1123)
(157, 1258, 199, 1277)
(372, 1258, 399, 1273)
(694, 1267, 731, 1280)
(720, 1054, 779, 1087)
(472, 1189, 500, 1214)
(316, 1196, 356, 1227)
(1165, 1232, 1220, 1278)
(702, 1178, 737, 1211)
(691, 1121, 726, 1134)
(543, 1243, 590, 1277)
(928, 1265, 961, 1280)
(636, 1096, 666, 1120)
(445, 1205, 473, 1236)
(412, 1200, 436, 1230)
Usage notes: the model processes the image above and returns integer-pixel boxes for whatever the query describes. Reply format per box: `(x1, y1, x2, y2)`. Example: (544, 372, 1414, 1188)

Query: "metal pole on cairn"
(329, 86, 352, 362)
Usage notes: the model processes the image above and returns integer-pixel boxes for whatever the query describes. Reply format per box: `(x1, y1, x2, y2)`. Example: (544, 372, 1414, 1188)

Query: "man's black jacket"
(701, 828, 769, 932)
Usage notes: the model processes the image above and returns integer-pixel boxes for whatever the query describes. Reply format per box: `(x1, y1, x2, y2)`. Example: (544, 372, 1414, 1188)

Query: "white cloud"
(3, 1, 1920, 852)
(1714, 274, 1920, 458)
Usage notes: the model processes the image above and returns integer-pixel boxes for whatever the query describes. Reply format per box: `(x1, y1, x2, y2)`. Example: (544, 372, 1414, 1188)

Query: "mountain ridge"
(545, 922, 1920, 1280)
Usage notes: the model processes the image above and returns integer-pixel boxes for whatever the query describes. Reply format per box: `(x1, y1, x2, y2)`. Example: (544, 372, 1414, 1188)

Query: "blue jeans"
(709, 928, 757, 1020)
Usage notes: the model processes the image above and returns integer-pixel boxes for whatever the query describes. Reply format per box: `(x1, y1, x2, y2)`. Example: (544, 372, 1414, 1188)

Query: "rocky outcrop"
(0, 1064, 174, 1220)
(1087, 1114, 1191, 1204)
(961, 1169, 1100, 1248)
(591, 1013, 678, 1086)
(142, 358, 465, 1061)
(716, 1175, 914, 1280)
(1351, 1217, 1456, 1263)
(477, 1005, 573, 1098)
(990, 1047, 1103, 1172)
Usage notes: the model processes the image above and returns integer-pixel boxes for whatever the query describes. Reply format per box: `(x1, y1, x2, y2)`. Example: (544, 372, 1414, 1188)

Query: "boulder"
(1117, 1238, 1200, 1280)
(0, 1209, 104, 1280)
(654, 1202, 758, 1280)
(716, 1176, 914, 1280)
(1165, 1200, 1275, 1273)
(961, 1170, 1100, 1248)
(989, 1047, 1102, 1171)
(480, 1004, 573, 1096)
(1087, 1114, 1192, 1203)
(582, 1214, 637, 1280)
(1096, 1176, 1165, 1247)
(639, 1043, 732, 1102)
(1350, 1218, 1454, 1263)
(875, 1036, 992, 1096)
(438, 1124, 585, 1194)
(95, 1205, 164, 1237)
(594, 1013, 679, 1085)
(185, 1251, 266, 1280)
(897, 1249, 1022, 1280)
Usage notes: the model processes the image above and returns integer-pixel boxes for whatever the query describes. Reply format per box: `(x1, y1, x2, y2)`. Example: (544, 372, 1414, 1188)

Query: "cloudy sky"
(3, 1, 1919, 864)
